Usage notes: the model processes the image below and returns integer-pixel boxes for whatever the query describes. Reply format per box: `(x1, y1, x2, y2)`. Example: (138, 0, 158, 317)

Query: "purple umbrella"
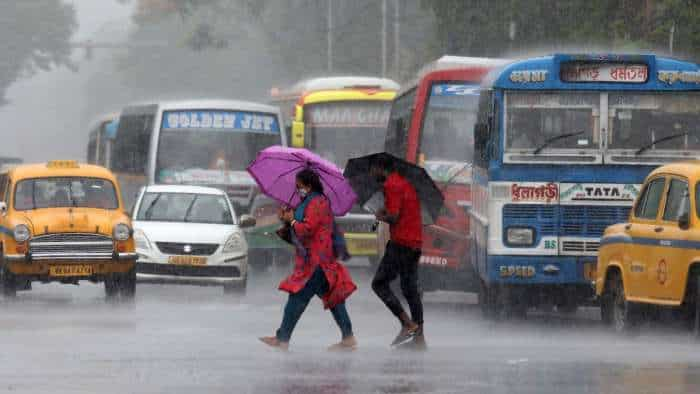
(246, 146, 357, 216)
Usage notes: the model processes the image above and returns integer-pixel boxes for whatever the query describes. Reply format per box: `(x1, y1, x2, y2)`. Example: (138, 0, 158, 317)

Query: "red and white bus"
(382, 56, 507, 292)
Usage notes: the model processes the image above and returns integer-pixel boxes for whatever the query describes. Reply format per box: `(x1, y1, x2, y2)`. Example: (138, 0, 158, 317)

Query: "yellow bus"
(271, 76, 399, 263)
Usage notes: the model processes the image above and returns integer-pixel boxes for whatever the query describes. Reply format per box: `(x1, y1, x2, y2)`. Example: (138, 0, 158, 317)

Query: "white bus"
(111, 100, 286, 211)
(86, 112, 120, 168)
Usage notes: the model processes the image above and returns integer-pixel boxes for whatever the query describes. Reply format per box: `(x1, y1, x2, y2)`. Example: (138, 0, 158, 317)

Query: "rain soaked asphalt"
(2, 262, 700, 394)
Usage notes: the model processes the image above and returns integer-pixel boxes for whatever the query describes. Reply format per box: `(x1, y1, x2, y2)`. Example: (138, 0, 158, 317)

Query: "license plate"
(49, 264, 93, 277)
(168, 255, 207, 266)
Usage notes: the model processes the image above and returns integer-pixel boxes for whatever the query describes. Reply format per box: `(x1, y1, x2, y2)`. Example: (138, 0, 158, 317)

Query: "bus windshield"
(609, 92, 700, 153)
(505, 91, 600, 153)
(304, 101, 391, 167)
(420, 83, 480, 162)
(155, 110, 281, 185)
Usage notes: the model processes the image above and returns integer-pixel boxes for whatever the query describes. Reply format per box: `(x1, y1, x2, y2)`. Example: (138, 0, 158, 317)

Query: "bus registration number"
(499, 265, 536, 278)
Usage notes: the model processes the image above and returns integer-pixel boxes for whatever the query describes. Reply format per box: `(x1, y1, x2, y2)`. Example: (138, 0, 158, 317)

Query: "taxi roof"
(5, 162, 117, 182)
(648, 160, 700, 180)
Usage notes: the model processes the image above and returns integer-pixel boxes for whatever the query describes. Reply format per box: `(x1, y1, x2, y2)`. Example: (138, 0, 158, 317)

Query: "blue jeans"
(276, 266, 353, 342)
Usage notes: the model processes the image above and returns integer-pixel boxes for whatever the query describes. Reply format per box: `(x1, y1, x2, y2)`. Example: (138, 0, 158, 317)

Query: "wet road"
(2, 264, 700, 394)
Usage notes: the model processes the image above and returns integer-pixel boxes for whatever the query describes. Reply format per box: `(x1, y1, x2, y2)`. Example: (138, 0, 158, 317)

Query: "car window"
(663, 178, 689, 222)
(634, 177, 666, 220)
(0, 174, 6, 202)
(136, 192, 234, 224)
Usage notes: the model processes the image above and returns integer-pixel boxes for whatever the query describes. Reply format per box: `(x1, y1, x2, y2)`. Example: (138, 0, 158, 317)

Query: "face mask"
(297, 188, 308, 198)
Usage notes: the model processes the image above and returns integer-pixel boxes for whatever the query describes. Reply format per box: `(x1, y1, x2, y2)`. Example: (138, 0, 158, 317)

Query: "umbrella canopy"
(247, 146, 357, 216)
(344, 152, 445, 221)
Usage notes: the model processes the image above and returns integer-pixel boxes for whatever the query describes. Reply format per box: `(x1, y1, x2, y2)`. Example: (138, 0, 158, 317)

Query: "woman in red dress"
(260, 169, 357, 351)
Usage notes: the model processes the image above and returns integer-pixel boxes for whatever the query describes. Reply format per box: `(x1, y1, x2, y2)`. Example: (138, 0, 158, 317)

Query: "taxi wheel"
(603, 272, 638, 334)
(694, 275, 700, 339)
(1, 265, 17, 298)
(104, 277, 119, 299)
(119, 268, 136, 300)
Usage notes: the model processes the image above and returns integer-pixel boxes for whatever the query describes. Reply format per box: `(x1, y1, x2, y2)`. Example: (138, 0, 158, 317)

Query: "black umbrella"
(344, 152, 445, 222)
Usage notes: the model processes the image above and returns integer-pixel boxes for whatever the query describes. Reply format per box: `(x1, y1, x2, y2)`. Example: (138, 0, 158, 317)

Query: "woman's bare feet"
(328, 335, 358, 352)
(259, 336, 289, 351)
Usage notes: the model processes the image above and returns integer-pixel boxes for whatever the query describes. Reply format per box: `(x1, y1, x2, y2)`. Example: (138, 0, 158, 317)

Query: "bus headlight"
(222, 232, 245, 253)
(506, 227, 534, 246)
(13, 224, 31, 243)
(113, 223, 131, 241)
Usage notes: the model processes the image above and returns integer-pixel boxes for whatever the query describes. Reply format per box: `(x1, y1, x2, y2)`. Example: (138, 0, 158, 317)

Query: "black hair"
(296, 168, 324, 194)
(370, 154, 394, 172)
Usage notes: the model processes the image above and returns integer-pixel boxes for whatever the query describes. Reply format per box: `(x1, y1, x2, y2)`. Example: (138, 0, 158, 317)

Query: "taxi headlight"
(222, 232, 245, 253)
(134, 229, 151, 251)
(506, 227, 534, 246)
(113, 223, 131, 241)
(13, 224, 30, 243)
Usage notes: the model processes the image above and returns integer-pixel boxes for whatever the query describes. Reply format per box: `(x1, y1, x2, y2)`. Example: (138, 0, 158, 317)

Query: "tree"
(0, 1, 77, 105)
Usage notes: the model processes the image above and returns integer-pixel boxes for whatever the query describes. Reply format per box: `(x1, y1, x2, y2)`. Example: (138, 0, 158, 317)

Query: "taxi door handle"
(624, 224, 632, 231)
(654, 227, 664, 233)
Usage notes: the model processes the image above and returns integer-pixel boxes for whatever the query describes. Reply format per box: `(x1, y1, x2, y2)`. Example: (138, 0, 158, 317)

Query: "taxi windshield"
(14, 177, 119, 211)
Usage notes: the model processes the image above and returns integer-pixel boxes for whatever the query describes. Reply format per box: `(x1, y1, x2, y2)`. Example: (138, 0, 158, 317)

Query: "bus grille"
(30, 233, 114, 260)
(503, 204, 631, 242)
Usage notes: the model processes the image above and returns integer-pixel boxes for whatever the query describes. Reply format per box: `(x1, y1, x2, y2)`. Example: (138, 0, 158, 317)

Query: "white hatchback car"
(132, 185, 255, 295)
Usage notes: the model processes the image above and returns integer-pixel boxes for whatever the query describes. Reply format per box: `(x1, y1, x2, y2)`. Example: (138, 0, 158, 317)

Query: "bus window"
(385, 88, 416, 157)
(113, 113, 155, 175)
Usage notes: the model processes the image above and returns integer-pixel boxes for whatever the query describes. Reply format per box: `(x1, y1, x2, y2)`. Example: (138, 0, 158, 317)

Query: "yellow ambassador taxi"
(597, 161, 700, 335)
(0, 161, 136, 300)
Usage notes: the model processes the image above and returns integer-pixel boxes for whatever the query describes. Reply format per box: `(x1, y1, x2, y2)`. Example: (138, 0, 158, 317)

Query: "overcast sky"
(0, 0, 133, 162)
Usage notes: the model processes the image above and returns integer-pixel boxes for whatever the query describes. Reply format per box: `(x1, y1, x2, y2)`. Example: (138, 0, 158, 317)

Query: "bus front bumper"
(483, 255, 597, 286)
(344, 233, 378, 257)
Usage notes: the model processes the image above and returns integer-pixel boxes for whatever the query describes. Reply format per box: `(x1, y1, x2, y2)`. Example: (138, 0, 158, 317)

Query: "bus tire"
(478, 280, 497, 319)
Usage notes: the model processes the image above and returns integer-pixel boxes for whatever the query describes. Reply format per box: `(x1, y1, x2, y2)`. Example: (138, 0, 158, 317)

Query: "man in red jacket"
(370, 156, 424, 348)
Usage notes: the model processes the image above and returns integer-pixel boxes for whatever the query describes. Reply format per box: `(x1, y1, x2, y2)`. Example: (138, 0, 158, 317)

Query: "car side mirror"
(0, 201, 6, 216)
(679, 212, 690, 230)
(239, 214, 256, 228)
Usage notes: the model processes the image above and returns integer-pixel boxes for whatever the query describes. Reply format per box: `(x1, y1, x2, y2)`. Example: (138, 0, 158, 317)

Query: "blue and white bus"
(471, 54, 700, 315)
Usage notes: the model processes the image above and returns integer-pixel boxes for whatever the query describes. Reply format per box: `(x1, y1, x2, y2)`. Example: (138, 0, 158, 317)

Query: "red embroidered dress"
(278, 195, 357, 308)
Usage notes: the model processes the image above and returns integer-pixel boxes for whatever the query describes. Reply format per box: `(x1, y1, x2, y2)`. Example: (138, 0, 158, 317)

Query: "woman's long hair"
(296, 168, 324, 195)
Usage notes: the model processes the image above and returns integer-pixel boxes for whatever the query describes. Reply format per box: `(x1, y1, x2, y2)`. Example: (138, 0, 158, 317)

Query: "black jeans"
(371, 241, 423, 325)
(276, 267, 353, 342)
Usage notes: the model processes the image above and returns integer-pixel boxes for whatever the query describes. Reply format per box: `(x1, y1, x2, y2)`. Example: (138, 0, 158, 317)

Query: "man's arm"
(376, 181, 401, 224)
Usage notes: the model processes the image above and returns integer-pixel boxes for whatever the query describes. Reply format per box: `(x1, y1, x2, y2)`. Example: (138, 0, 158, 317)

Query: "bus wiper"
(635, 132, 688, 156)
(533, 131, 585, 154)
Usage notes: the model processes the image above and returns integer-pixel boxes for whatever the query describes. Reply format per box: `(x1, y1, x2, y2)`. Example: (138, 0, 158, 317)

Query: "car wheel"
(224, 278, 247, 298)
(119, 267, 137, 300)
(694, 274, 700, 340)
(104, 275, 119, 299)
(1, 263, 17, 298)
(603, 272, 638, 333)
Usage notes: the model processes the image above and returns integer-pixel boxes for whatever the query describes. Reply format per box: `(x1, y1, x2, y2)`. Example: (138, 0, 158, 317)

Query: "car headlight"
(222, 232, 245, 253)
(13, 224, 30, 243)
(506, 227, 534, 246)
(113, 223, 131, 241)
(133, 229, 151, 251)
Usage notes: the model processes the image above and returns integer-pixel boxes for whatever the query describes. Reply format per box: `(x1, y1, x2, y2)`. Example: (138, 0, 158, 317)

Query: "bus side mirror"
(0, 202, 6, 216)
(291, 121, 305, 148)
(679, 212, 690, 230)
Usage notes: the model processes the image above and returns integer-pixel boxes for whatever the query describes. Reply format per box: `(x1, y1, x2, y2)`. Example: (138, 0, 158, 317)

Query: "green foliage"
(0, 1, 77, 105)
(422, 0, 700, 60)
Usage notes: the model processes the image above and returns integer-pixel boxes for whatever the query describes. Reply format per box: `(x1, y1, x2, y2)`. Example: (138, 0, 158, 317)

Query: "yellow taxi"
(0, 161, 136, 300)
(597, 161, 700, 335)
